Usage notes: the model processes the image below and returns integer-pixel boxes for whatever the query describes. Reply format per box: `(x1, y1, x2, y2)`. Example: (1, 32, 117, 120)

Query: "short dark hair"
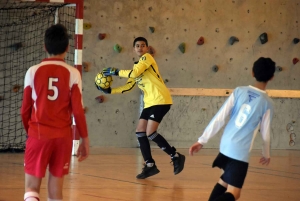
(252, 57, 275, 82)
(133, 37, 148, 47)
(44, 24, 69, 55)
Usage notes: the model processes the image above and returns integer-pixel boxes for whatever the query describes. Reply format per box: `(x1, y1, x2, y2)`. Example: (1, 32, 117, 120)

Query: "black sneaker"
(171, 152, 185, 175)
(136, 164, 160, 179)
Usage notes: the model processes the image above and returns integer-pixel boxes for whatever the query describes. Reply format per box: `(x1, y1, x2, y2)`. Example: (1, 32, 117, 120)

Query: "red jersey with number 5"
(20, 58, 88, 139)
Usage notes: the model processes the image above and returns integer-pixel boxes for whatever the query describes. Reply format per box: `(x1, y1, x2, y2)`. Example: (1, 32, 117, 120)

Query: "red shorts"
(24, 135, 73, 178)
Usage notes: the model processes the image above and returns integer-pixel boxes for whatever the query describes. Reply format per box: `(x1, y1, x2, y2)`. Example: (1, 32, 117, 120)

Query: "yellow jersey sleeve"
(111, 78, 136, 94)
(114, 53, 172, 108)
(118, 53, 155, 78)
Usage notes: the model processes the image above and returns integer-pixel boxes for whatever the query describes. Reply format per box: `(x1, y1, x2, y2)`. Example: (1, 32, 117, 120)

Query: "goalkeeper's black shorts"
(140, 104, 171, 123)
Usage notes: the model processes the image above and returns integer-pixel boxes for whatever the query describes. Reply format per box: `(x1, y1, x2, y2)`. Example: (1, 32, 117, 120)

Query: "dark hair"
(252, 57, 275, 82)
(44, 24, 69, 55)
(133, 37, 148, 47)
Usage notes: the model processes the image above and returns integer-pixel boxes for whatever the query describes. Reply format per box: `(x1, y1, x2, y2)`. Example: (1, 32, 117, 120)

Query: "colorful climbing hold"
(95, 95, 104, 103)
(276, 66, 283, 72)
(197, 37, 204, 45)
(212, 65, 219, 72)
(149, 27, 155, 33)
(148, 46, 155, 55)
(9, 42, 23, 51)
(98, 33, 106, 40)
(113, 44, 122, 53)
(12, 84, 21, 93)
(229, 36, 239, 45)
(83, 62, 90, 72)
(178, 43, 185, 53)
(293, 58, 299, 65)
(83, 23, 92, 30)
(293, 38, 299, 44)
(259, 32, 268, 44)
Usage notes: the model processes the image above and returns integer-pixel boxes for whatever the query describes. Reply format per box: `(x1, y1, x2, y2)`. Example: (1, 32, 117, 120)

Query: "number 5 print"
(48, 78, 58, 101)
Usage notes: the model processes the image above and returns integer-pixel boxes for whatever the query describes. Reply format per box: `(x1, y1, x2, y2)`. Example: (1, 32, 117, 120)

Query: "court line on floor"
(200, 163, 300, 180)
(83, 174, 168, 189)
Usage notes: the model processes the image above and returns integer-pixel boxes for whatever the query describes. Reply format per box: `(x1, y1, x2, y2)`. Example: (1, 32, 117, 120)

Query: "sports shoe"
(136, 164, 160, 179)
(171, 152, 185, 175)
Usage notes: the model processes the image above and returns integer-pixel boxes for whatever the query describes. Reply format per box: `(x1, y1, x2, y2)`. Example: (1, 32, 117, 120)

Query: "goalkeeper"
(96, 37, 185, 179)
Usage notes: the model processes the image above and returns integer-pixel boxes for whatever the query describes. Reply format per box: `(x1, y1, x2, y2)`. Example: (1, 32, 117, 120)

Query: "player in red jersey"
(20, 24, 89, 201)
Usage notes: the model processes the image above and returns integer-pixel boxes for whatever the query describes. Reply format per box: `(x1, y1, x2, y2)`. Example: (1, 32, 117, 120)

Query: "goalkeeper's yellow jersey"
(111, 53, 173, 108)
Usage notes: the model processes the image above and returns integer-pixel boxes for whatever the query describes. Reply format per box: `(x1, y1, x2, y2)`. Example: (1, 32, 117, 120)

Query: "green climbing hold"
(178, 43, 185, 53)
(113, 44, 122, 53)
(149, 27, 155, 33)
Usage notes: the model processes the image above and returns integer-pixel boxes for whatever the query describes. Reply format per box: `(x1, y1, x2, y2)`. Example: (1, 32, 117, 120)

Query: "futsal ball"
(95, 72, 113, 89)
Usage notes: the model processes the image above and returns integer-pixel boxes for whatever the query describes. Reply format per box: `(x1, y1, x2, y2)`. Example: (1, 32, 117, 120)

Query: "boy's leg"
(48, 172, 64, 200)
(146, 120, 175, 156)
(24, 173, 42, 201)
(211, 154, 247, 201)
(214, 184, 241, 201)
(136, 119, 159, 179)
(146, 120, 185, 175)
(136, 119, 154, 164)
(24, 136, 50, 201)
(227, 185, 241, 200)
(47, 136, 72, 197)
(208, 179, 227, 201)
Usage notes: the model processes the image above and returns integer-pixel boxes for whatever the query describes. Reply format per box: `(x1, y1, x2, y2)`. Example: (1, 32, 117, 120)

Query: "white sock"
(48, 199, 62, 201)
(146, 163, 154, 167)
(172, 153, 179, 158)
(24, 192, 39, 201)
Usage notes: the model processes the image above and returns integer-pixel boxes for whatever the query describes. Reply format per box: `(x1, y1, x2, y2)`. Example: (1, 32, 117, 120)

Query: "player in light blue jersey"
(189, 57, 276, 201)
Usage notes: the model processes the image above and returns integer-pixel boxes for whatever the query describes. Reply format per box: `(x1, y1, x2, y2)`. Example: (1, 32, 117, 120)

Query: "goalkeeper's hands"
(103, 67, 119, 76)
(95, 83, 111, 94)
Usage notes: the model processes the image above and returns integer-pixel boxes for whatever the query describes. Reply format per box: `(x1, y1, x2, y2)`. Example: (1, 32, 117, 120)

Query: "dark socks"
(208, 183, 227, 201)
(136, 132, 154, 163)
(214, 192, 235, 201)
(148, 131, 176, 156)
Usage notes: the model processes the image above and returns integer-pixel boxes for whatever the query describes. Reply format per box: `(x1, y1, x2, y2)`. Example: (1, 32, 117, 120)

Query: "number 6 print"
(235, 104, 251, 128)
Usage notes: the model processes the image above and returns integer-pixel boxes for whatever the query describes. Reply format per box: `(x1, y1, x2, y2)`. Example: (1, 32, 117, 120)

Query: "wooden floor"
(0, 148, 300, 201)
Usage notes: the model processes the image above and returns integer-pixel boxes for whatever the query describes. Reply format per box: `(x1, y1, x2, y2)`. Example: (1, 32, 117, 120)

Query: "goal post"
(0, 0, 83, 153)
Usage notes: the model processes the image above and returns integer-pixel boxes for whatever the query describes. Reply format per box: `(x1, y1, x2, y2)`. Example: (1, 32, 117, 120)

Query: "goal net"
(0, 0, 77, 152)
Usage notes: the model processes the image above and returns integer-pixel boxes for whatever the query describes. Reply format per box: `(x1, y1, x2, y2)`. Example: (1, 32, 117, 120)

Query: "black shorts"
(212, 152, 249, 188)
(140, 104, 171, 123)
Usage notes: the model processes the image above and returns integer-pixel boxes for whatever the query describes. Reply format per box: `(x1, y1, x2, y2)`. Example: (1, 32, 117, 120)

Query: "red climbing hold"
(98, 33, 106, 40)
(197, 37, 204, 45)
(95, 95, 104, 103)
(293, 58, 299, 65)
(148, 46, 155, 55)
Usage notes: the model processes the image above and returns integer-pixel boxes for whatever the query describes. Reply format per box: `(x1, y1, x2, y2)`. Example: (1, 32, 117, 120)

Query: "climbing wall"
(82, 0, 300, 149)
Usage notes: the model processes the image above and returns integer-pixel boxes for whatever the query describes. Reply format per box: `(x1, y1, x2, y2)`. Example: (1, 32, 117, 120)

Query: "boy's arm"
(260, 109, 272, 159)
(70, 70, 88, 138)
(118, 53, 154, 78)
(71, 69, 89, 162)
(198, 93, 235, 145)
(20, 86, 32, 134)
(111, 78, 136, 94)
(20, 69, 33, 134)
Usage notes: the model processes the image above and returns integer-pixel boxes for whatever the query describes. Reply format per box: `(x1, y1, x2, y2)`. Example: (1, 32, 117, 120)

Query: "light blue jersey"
(198, 86, 274, 162)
